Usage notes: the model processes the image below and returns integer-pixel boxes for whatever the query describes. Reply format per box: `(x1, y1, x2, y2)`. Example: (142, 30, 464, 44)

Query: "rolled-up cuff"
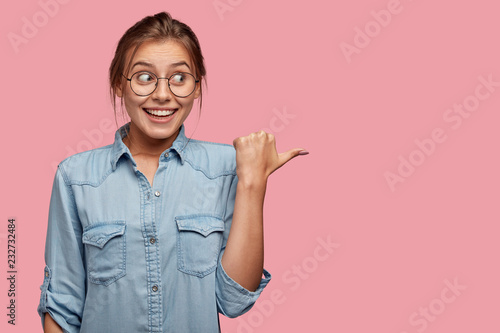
(37, 266, 78, 333)
(215, 259, 271, 318)
(37, 266, 51, 324)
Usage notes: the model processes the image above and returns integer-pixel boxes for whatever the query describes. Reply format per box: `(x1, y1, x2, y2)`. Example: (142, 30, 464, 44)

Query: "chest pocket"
(175, 215, 225, 278)
(82, 221, 126, 286)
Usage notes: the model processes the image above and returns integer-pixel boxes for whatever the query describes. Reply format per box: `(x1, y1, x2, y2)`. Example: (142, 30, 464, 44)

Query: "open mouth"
(143, 108, 178, 118)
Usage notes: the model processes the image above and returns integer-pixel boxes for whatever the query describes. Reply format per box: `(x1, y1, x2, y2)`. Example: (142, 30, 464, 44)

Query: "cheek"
(123, 93, 145, 116)
(179, 95, 196, 109)
(177, 99, 194, 121)
(125, 84, 145, 101)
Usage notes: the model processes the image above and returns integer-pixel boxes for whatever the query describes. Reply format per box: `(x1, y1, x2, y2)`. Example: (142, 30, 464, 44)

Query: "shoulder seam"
(183, 157, 236, 179)
(58, 145, 115, 187)
(181, 139, 236, 178)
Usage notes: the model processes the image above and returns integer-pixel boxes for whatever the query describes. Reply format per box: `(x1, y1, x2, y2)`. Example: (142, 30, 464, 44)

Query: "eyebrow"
(131, 61, 191, 71)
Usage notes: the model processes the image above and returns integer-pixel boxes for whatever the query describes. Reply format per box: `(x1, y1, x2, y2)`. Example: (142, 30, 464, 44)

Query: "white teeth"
(146, 109, 175, 116)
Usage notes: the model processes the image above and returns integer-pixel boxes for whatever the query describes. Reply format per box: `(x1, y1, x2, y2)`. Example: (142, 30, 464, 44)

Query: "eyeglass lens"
(130, 71, 196, 97)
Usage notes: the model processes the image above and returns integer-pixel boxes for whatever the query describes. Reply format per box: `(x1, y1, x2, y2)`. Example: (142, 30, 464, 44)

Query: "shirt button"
(152, 285, 158, 292)
(150, 237, 156, 244)
(154, 191, 161, 197)
(164, 152, 169, 158)
(45, 272, 49, 277)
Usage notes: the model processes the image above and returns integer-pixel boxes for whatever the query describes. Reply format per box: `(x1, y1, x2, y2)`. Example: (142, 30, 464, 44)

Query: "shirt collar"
(110, 122, 188, 171)
(170, 124, 188, 164)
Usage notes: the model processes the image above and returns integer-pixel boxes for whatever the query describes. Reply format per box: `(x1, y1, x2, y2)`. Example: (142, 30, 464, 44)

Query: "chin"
(148, 127, 179, 140)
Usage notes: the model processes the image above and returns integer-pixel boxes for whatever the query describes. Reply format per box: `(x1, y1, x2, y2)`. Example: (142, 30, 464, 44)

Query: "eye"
(135, 72, 155, 84)
(170, 73, 187, 85)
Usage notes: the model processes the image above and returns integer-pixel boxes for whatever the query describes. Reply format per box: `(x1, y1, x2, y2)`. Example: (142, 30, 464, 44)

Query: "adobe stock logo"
(236, 235, 340, 332)
(340, 0, 416, 64)
(399, 277, 466, 333)
(7, 0, 71, 54)
(51, 118, 116, 171)
(261, 106, 296, 135)
(213, 0, 243, 21)
(385, 74, 499, 192)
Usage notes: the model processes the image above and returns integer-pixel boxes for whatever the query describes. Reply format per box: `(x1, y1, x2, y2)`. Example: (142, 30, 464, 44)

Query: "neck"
(123, 122, 180, 157)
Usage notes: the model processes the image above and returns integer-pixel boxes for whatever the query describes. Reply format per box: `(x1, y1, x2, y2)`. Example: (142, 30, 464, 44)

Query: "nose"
(151, 78, 173, 101)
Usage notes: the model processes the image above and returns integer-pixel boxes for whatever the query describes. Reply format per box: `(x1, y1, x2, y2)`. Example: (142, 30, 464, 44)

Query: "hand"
(233, 130, 308, 186)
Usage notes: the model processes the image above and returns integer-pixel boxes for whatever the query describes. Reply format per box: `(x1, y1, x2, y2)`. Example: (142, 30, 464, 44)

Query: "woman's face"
(117, 39, 200, 145)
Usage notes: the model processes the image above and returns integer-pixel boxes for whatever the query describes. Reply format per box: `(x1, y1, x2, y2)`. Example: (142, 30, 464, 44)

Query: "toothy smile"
(143, 108, 177, 117)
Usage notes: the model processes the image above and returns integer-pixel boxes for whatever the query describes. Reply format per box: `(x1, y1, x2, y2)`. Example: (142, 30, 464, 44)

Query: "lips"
(143, 108, 178, 117)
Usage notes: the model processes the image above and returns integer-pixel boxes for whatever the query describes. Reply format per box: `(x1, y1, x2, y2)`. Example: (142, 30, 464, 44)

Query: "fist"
(232, 130, 307, 184)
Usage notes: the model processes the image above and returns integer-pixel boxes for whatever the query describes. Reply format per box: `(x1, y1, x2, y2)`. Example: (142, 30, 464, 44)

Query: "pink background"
(1, 0, 499, 332)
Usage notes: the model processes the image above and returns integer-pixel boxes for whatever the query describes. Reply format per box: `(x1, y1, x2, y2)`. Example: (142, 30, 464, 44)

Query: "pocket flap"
(175, 215, 224, 237)
(82, 222, 126, 249)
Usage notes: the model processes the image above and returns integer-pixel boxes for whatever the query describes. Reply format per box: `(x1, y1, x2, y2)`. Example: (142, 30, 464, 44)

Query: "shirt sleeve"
(215, 174, 272, 318)
(37, 165, 86, 333)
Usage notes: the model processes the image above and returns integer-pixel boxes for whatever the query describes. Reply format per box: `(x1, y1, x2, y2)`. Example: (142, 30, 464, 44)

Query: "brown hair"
(109, 12, 206, 124)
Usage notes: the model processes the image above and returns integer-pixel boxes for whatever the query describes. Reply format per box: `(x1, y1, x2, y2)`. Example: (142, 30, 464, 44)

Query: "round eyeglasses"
(122, 71, 199, 98)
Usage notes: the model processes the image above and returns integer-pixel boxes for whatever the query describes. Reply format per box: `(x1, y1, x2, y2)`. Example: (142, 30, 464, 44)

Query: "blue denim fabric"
(37, 123, 271, 333)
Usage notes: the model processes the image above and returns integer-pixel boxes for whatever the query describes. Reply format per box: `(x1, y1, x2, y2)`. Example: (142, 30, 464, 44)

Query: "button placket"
(136, 163, 162, 329)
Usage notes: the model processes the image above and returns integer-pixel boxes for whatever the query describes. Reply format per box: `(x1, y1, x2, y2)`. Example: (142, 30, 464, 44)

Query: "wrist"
(236, 175, 268, 192)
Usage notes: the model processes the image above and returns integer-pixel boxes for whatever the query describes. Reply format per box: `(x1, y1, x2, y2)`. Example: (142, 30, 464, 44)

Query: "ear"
(115, 84, 123, 98)
(193, 80, 201, 99)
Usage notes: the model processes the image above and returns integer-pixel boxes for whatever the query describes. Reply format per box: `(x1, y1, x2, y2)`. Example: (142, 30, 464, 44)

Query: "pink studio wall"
(1, 0, 499, 332)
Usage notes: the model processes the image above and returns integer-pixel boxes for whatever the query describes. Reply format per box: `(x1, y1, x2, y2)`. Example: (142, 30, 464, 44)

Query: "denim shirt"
(37, 123, 271, 333)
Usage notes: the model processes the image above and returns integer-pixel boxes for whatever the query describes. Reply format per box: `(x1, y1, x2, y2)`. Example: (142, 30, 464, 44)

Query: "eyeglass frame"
(121, 71, 200, 98)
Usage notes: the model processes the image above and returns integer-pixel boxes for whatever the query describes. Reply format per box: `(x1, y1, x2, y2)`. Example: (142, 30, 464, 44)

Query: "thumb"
(277, 148, 309, 168)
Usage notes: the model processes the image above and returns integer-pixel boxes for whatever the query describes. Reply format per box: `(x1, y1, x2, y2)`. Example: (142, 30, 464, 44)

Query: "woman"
(38, 12, 307, 332)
